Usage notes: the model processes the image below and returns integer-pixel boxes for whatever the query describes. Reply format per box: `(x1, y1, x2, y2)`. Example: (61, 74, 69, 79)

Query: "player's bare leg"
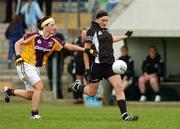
(31, 80, 44, 119)
(138, 76, 147, 101)
(3, 87, 33, 102)
(14, 90, 33, 100)
(108, 75, 138, 121)
(83, 83, 99, 96)
(149, 77, 161, 102)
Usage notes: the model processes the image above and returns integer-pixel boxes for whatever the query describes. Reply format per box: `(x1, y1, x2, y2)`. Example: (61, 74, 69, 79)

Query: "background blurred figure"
(5, 14, 25, 69)
(3, 0, 17, 23)
(72, 28, 87, 104)
(37, 0, 52, 16)
(118, 46, 134, 89)
(20, 0, 43, 32)
(138, 46, 164, 102)
(112, 46, 134, 99)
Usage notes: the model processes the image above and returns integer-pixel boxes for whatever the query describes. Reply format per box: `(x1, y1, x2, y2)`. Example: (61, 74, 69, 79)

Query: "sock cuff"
(155, 91, 160, 95)
(117, 99, 126, 103)
(31, 110, 39, 116)
(78, 84, 85, 93)
(141, 92, 145, 96)
(11, 89, 16, 96)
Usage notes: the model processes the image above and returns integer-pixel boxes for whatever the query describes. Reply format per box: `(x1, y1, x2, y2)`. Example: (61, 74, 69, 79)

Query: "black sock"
(31, 110, 38, 116)
(11, 89, 16, 96)
(141, 92, 145, 96)
(117, 100, 128, 120)
(75, 84, 85, 93)
(155, 91, 160, 96)
(7, 89, 16, 96)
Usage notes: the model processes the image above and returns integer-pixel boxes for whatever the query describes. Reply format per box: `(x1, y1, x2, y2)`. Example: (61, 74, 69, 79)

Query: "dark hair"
(148, 45, 157, 51)
(95, 9, 108, 19)
(37, 16, 51, 30)
(121, 46, 128, 51)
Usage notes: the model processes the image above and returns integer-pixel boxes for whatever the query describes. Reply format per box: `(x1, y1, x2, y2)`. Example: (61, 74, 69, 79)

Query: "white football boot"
(31, 115, 41, 120)
(139, 95, 147, 102)
(154, 95, 161, 102)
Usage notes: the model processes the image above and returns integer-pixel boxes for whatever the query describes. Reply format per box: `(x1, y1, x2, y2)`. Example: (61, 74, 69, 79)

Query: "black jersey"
(142, 54, 164, 78)
(85, 21, 114, 64)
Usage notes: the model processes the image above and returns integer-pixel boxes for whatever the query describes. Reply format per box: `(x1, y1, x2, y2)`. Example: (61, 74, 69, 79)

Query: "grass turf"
(0, 101, 180, 129)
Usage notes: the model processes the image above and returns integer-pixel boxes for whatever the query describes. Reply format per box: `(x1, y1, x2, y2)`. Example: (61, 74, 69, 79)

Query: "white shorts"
(16, 62, 41, 91)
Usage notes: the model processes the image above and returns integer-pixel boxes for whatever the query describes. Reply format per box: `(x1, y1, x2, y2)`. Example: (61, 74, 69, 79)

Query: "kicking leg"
(108, 75, 138, 121)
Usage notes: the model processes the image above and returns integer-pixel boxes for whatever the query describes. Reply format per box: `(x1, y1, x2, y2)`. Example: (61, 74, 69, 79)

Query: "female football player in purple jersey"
(3, 16, 97, 119)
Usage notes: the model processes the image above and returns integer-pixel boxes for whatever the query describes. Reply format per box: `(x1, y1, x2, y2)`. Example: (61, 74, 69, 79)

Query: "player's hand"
(84, 48, 98, 57)
(84, 69, 91, 81)
(15, 55, 24, 66)
(125, 30, 133, 37)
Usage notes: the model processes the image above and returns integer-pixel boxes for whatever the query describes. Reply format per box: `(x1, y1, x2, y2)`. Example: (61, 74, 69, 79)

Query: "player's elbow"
(15, 41, 19, 47)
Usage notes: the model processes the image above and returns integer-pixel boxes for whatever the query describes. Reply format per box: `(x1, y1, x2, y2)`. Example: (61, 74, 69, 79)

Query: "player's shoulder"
(128, 56, 134, 62)
(24, 31, 40, 40)
(51, 36, 65, 46)
(28, 31, 40, 36)
(87, 27, 96, 34)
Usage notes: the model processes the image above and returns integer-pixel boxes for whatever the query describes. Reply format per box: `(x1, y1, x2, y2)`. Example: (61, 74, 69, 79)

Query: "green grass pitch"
(0, 100, 180, 129)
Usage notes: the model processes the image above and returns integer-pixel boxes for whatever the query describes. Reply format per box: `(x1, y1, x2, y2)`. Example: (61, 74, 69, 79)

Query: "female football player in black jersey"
(68, 9, 138, 121)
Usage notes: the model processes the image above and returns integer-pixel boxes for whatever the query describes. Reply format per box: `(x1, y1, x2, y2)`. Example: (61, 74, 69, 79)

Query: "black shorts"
(89, 63, 116, 83)
(75, 61, 85, 75)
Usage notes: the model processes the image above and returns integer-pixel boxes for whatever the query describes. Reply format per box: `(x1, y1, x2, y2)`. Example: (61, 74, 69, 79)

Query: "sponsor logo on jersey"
(37, 39, 42, 44)
(35, 46, 51, 52)
(48, 42, 53, 47)
(98, 31, 102, 35)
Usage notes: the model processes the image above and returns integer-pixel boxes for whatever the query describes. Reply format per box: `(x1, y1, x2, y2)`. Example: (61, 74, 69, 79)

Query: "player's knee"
(27, 91, 33, 100)
(139, 76, 145, 82)
(139, 76, 145, 84)
(118, 84, 124, 92)
(113, 84, 124, 95)
(150, 78, 158, 85)
(34, 82, 44, 91)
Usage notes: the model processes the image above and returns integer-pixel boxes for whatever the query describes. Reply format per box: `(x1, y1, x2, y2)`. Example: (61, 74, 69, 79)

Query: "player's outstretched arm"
(64, 43, 84, 52)
(64, 43, 98, 56)
(84, 43, 91, 81)
(112, 30, 133, 43)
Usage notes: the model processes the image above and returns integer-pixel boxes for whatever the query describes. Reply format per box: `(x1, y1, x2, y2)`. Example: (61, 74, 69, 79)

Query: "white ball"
(112, 60, 127, 75)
